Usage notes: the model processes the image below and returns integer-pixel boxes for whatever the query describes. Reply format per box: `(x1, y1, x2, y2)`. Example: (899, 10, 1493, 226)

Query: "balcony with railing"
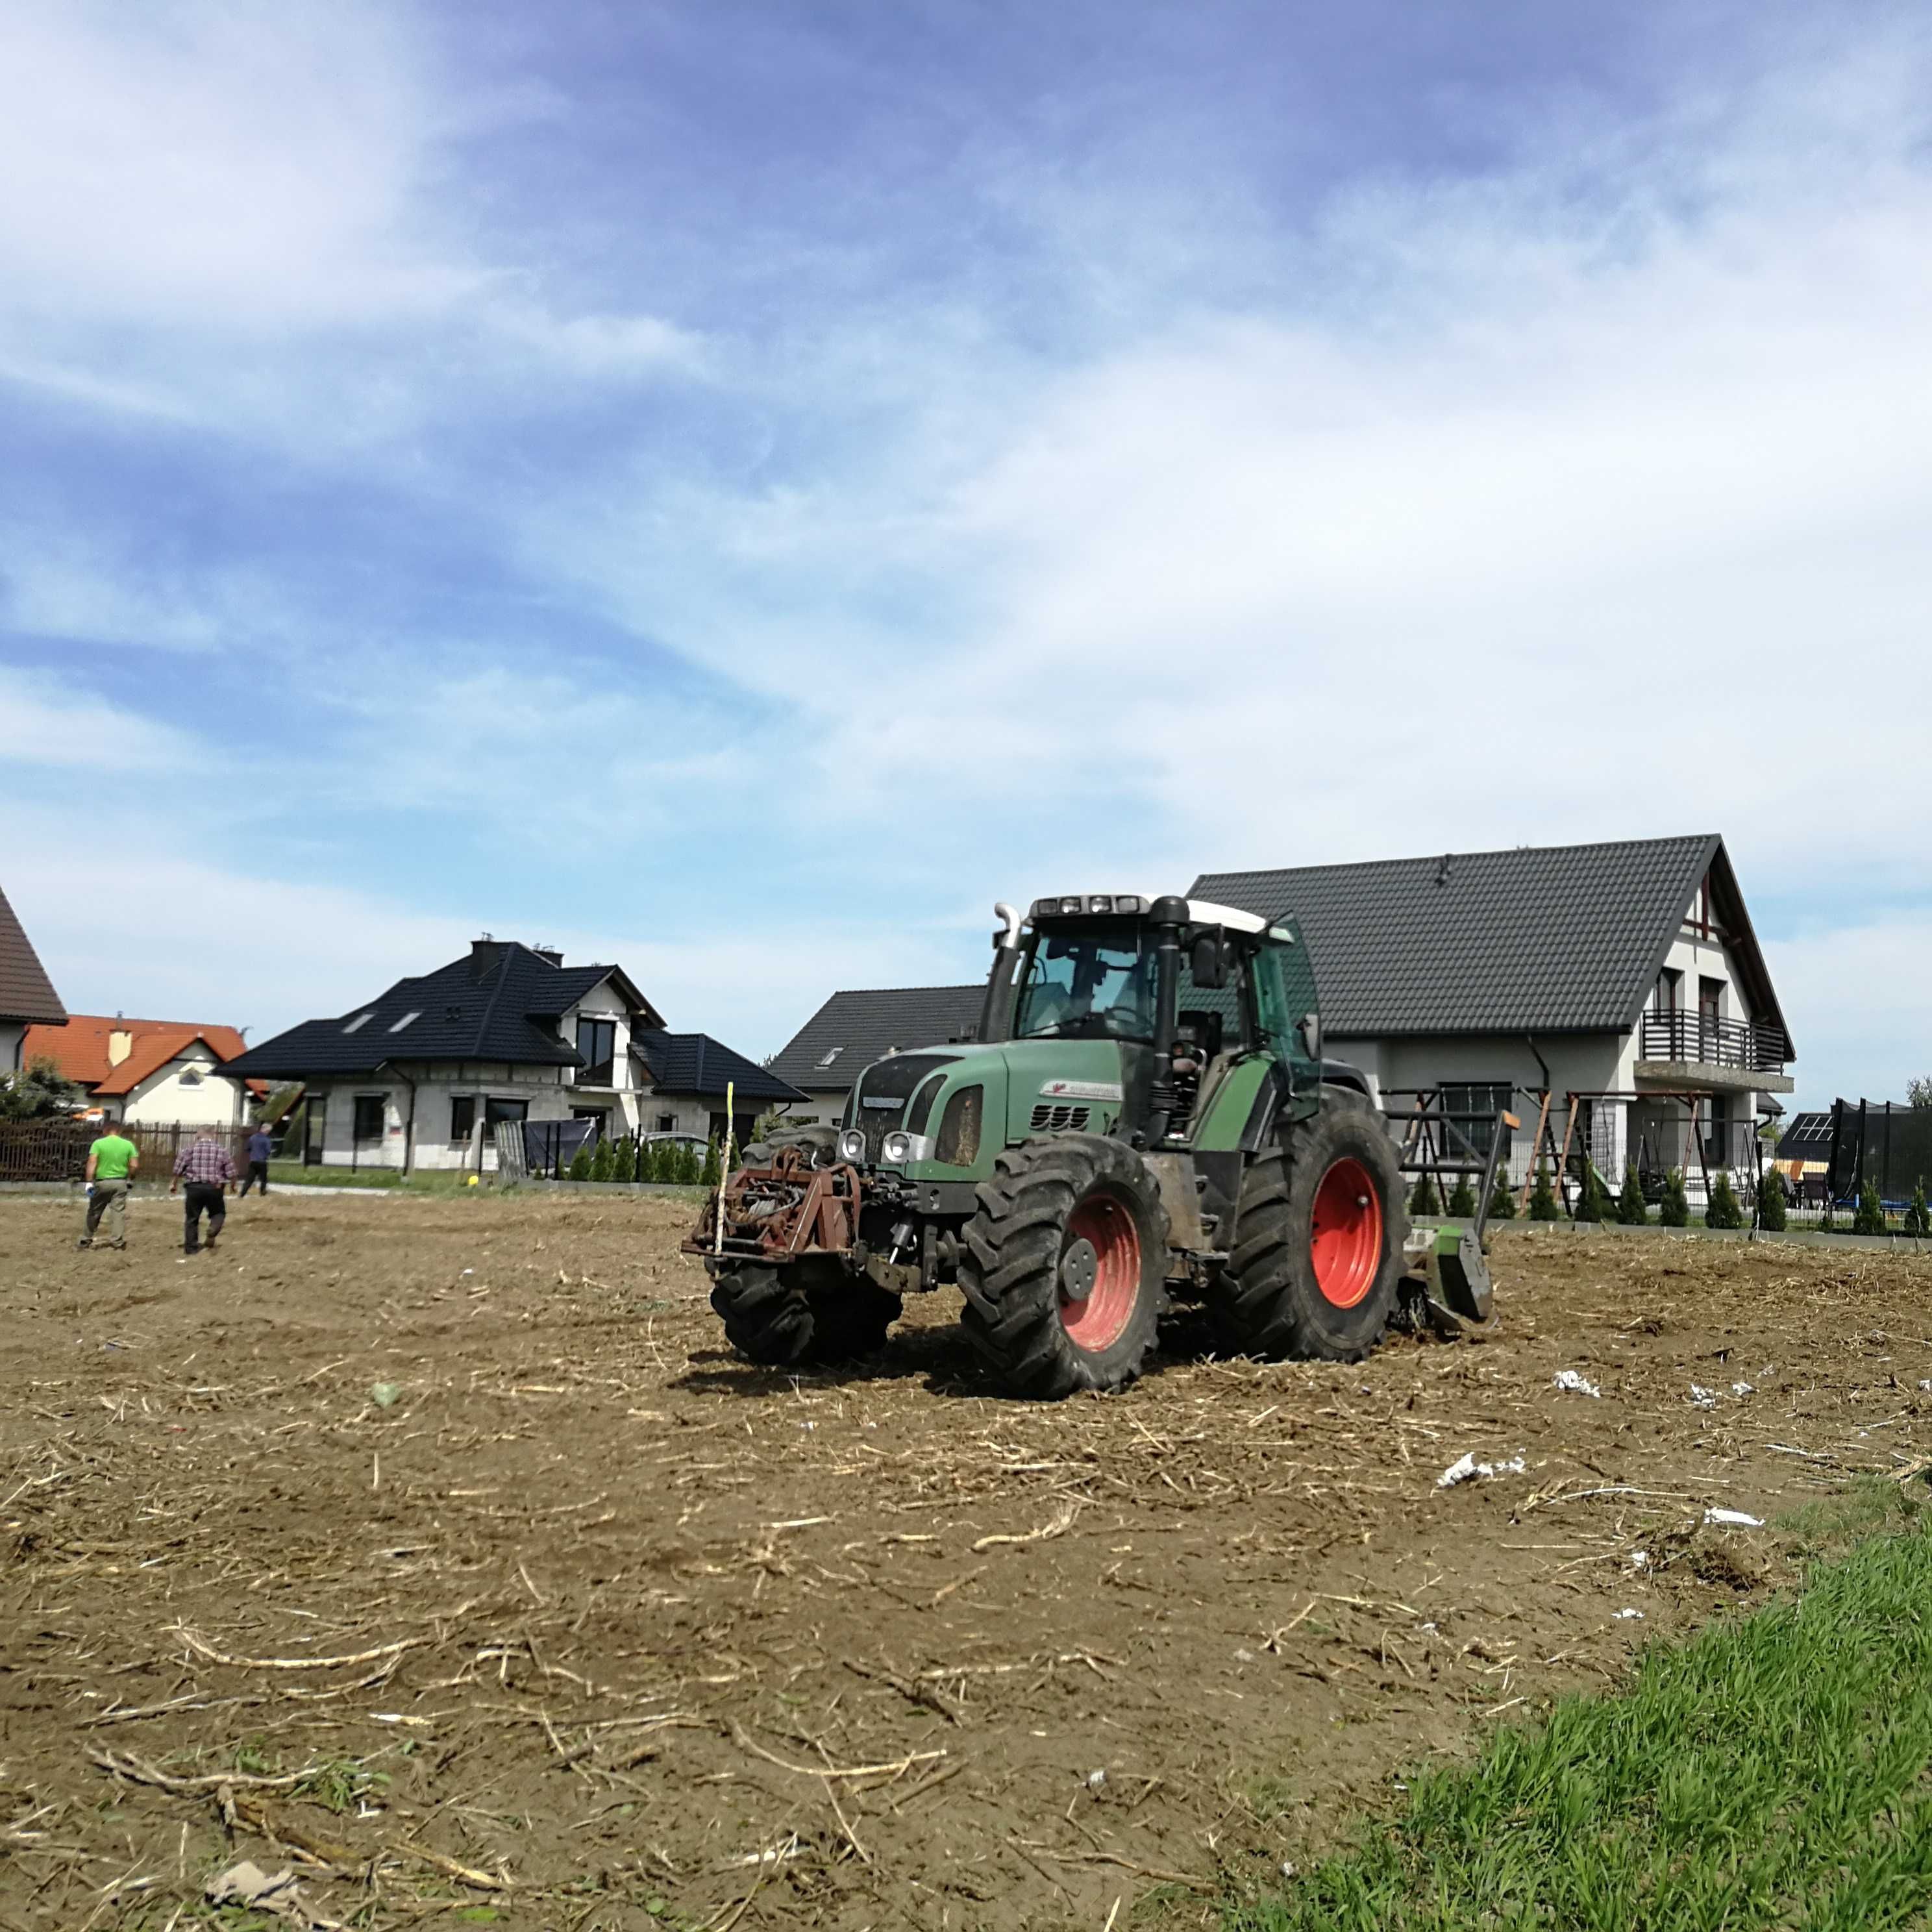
(1636, 1009, 1791, 1089)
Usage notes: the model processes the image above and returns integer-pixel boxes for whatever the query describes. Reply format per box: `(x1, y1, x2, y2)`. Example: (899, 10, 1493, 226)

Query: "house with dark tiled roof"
(765, 984, 986, 1126)
(24, 1015, 266, 1126)
(228, 936, 798, 1172)
(0, 882, 66, 1074)
(1193, 833, 1793, 1193)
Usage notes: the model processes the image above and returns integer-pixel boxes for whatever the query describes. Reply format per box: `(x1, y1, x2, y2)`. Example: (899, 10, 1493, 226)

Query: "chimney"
(470, 934, 506, 980)
(108, 1028, 134, 1067)
(532, 945, 564, 967)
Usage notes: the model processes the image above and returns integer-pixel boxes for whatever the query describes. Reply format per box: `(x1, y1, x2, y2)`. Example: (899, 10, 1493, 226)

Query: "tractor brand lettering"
(1038, 1080, 1123, 1102)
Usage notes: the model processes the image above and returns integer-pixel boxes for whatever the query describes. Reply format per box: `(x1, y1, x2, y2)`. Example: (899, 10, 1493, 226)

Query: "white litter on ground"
(1689, 1385, 1718, 1409)
(1920, 1380, 1931, 1393)
(1553, 1370, 1602, 1398)
(1437, 1451, 1528, 1489)
(1704, 1506, 1765, 1528)
(1731, 1381, 1756, 1396)
(1627, 1550, 1650, 1568)
(1612, 1608, 1645, 1620)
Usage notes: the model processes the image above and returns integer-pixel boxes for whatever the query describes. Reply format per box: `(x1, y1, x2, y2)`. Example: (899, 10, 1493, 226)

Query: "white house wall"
(120, 1057, 247, 1128)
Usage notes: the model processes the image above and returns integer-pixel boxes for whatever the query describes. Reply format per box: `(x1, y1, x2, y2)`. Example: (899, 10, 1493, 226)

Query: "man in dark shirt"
(239, 1123, 273, 1196)
(172, 1129, 236, 1255)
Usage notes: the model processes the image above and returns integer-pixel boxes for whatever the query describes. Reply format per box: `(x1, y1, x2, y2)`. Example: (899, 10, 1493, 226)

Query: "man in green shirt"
(79, 1124, 140, 1250)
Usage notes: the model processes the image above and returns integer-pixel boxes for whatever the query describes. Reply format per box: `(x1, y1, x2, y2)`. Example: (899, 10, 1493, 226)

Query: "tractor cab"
(982, 892, 1326, 1148)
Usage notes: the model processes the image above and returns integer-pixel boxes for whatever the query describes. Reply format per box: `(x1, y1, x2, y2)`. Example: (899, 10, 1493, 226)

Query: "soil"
(3, 1190, 1930, 1931)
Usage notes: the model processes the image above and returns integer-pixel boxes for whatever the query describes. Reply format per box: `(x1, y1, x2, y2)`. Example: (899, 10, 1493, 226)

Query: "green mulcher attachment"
(1393, 1094, 1512, 1334)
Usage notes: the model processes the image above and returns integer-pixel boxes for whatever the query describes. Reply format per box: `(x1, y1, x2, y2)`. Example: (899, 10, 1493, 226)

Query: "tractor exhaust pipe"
(976, 902, 1025, 1045)
(1144, 895, 1189, 1145)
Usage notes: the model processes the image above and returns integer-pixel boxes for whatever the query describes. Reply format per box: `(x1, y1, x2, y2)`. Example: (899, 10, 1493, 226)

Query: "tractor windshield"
(1013, 924, 1157, 1043)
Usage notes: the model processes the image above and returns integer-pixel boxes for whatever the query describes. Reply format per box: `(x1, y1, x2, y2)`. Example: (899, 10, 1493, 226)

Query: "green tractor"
(687, 892, 1494, 1398)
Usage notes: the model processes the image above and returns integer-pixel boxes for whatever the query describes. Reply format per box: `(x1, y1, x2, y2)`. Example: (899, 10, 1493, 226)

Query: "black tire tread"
(958, 1133, 1169, 1399)
(711, 1257, 899, 1367)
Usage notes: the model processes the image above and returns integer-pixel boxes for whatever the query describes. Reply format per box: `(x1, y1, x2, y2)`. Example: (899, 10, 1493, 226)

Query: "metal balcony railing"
(1639, 1009, 1785, 1073)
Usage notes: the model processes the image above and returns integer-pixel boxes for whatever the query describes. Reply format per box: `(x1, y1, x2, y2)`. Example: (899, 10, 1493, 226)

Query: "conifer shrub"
(1705, 1171, 1744, 1229)
(1446, 1174, 1478, 1217)
(1905, 1178, 1931, 1239)
(1616, 1160, 1649, 1225)
(1528, 1163, 1561, 1221)
(1575, 1166, 1614, 1223)
(567, 1142, 594, 1182)
(1853, 1178, 1887, 1236)
(1411, 1173, 1439, 1216)
(1487, 1174, 1517, 1220)
(1659, 1169, 1690, 1227)
(700, 1136, 722, 1188)
(675, 1141, 703, 1185)
(590, 1137, 615, 1183)
(1757, 1169, 1787, 1232)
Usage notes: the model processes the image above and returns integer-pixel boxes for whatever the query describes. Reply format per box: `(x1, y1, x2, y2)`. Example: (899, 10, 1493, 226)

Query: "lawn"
(1227, 1481, 1932, 1931)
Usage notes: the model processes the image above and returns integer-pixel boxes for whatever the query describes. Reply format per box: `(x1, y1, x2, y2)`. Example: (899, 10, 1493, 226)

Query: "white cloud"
(1765, 915, 1932, 1109)
(0, 667, 206, 773)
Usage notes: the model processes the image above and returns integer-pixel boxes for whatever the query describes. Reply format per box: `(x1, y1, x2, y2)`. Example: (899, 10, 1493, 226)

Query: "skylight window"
(343, 1013, 374, 1034)
(388, 1011, 421, 1033)
(817, 1047, 845, 1067)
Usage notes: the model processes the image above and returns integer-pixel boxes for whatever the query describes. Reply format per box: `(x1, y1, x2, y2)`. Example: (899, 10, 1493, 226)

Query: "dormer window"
(576, 1017, 617, 1085)
(343, 1013, 374, 1034)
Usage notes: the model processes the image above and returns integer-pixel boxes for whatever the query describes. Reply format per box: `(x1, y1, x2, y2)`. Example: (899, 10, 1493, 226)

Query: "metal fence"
(0, 1119, 255, 1184)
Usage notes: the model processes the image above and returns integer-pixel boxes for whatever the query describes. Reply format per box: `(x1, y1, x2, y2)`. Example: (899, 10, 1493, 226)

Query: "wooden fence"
(0, 1120, 256, 1184)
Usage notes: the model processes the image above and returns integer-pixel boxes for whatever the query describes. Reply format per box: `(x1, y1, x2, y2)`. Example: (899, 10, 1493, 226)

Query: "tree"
(700, 1135, 722, 1189)
(674, 1141, 702, 1186)
(567, 1141, 594, 1182)
(1487, 1174, 1517, 1220)
(1905, 1178, 1931, 1239)
(1446, 1174, 1478, 1217)
(1658, 1169, 1690, 1227)
(1616, 1160, 1650, 1225)
(1909, 1076, 1932, 1109)
(1757, 1168, 1787, 1233)
(0, 1056, 83, 1121)
(589, 1136, 615, 1183)
(1575, 1165, 1615, 1224)
(1705, 1171, 1744, 1229)
(1853, 1176, 1887, 1236)
(1528, 1163, 1561, 1222)
(1409, 1172, 1438, 1216)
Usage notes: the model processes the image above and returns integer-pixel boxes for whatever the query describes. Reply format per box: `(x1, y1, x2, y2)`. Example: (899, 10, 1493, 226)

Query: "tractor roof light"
(1030, 892, 1149, 919)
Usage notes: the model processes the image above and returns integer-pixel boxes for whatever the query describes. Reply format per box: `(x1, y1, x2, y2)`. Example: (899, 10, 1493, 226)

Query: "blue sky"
(3, 0, 1930, 1107)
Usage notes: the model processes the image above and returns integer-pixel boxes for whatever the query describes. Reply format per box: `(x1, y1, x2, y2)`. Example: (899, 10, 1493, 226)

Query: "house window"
(1703, 1094, 1730, 1170)
(1441, 1084, 1513, 1161)
(353, 1095, 386, 1143)
(180, 1068, 203, 1087)
(1655, 967, 1682, 1011)
(343, 1013, 374, 1034)
(817, 1047, 844, 1068)
(388, 1009, 421, 1033)
(656, 1112, 675, 1133)
(576, 1018, 617, 1085)
(451, 1095, 478, 1143)
(484, 1097, 529, 1132)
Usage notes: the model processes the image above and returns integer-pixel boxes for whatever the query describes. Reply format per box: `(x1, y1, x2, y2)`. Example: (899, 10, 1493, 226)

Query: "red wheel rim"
(1059, 1195, 1141, 1351)
(1311, 1158, 1383, 1308)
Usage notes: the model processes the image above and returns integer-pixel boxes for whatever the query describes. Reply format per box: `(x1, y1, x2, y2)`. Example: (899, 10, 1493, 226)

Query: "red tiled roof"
(22, 1015, 265, 1097)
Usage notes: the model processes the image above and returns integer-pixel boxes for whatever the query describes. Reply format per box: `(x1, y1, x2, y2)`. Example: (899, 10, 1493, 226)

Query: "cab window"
(1014, 927, 1157, 1042)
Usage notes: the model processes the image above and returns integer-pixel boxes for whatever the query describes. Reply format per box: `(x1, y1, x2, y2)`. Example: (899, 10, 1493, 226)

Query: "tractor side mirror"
(1189, 931, 1229, 991)
(1298, 1012, 1321, 1060)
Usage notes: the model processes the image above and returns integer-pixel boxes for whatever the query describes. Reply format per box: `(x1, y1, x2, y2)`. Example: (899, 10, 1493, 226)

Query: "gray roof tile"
(634, 1031, 806, 1104)
(1193, 834, 1791, 1054)
(767, 985, 985, 1093)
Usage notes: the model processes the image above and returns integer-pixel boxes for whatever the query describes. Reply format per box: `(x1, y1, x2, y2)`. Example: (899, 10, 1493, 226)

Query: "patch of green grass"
(1228, 1493, 1932, 1931)
(264, 1162, 476, 1193)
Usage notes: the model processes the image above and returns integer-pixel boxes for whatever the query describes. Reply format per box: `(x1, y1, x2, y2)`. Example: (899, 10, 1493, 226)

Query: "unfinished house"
(0, 882, 65, 1074)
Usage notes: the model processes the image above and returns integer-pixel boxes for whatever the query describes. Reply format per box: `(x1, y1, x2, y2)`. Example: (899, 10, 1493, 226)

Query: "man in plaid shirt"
(172, 1128, 236, 1256)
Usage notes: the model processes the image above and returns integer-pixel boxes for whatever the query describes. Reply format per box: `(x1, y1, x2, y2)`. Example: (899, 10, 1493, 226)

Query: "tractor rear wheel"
(711, 1257, 900, 1367)
(1210, 1099, 1407, 1361)
(958, 1133, 1170, 1398)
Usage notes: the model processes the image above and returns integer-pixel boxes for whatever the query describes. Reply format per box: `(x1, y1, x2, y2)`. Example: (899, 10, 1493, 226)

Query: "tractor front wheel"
(1210, 1103, 1407, 1361)
(958, 1134, 1170, 1398)
(711, 1257, 900, 1367)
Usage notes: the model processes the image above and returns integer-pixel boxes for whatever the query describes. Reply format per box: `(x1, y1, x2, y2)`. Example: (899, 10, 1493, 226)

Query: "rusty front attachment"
(684, 1145, 863, 1265)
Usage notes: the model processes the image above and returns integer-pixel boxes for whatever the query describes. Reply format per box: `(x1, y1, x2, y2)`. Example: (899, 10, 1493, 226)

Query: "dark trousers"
(239, 1159, 270, 1196)
(184, 1182, 227, 1252)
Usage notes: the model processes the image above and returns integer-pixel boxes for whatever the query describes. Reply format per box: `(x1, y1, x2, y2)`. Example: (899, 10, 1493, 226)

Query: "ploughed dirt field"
(3, 1191, 1931, 1931)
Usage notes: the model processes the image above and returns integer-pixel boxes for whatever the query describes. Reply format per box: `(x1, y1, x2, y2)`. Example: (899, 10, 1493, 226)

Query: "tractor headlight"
(880, 1131, 934, 1165)
(836, 1128, 867, 1163)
